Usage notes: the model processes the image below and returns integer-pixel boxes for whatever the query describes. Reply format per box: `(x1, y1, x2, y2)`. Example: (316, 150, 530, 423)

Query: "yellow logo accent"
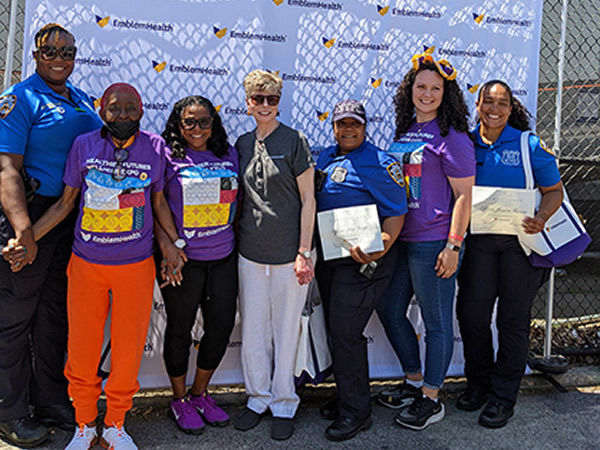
(96, 15, 110, 28)
(93, 98, 101, 109)
(317, 111, 329, 122)
(322, 37, 336, 48)
(140, 173, 148, 181)
(377, 5, 389, 16)
(473, 12, 485, 24)
(371, 78, 382, 88)
(152, 61, 166, 73)
(0, 94, 17, 119)
(183, 204, 230, 228)
(213, 26, 228, 39)
(539, 139, 555, 156)
(386, 162, 404, 187)
(273, 0, 284, 5)
(215, 104, 222, 113)
(81, 207, 133, 233)
(467, 83, 480, 94)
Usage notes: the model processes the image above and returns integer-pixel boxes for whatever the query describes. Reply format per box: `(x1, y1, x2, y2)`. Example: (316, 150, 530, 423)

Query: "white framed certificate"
(471, 186, 536, 235)
(317, 204, 384, 261)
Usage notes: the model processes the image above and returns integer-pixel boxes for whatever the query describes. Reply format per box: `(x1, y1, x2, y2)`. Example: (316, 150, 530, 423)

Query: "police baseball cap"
(331, 99, 366, 124)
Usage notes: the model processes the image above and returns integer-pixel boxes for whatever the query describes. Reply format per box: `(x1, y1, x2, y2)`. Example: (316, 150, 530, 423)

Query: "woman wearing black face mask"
(10, 83, 183, 449)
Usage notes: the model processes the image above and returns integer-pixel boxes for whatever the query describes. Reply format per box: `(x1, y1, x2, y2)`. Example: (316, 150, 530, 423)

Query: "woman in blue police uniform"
(0, 23, 102, 448)
(456, 80, 563, 429)
(315, 100, 407, 442)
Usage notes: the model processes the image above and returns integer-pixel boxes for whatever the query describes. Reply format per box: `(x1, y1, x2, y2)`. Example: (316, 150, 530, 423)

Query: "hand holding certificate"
(317, 204, 384, 261)
(471, 186, 536, 235)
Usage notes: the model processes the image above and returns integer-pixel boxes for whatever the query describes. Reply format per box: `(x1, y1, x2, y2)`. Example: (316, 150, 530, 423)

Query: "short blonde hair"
(243, 70, 283, 97)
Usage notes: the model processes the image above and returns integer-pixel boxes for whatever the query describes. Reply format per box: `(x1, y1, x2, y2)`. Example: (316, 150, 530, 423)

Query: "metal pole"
(543, 0, 569, 359)
(3, 0, 19, 91)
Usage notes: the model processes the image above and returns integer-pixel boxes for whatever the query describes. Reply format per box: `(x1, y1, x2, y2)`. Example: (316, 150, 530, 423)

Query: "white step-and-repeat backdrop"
(23, 0, 543, 387)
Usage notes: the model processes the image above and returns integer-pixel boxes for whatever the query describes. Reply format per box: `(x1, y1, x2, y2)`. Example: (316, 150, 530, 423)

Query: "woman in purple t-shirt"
(155, 96, 238, 435)
(375, 49, 475, 430)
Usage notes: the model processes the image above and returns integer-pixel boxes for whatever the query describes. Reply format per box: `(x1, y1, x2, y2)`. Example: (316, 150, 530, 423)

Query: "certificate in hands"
(317, 204, 384, 261)
(471, 186, 536, 235)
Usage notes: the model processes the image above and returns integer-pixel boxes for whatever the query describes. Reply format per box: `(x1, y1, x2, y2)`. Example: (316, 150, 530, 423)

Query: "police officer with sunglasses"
(0, 23, 102, 448)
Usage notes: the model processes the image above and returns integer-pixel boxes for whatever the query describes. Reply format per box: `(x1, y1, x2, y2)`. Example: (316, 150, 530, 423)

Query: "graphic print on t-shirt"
(81, 169, 150, 233)
(180, 165, 238, 228)
(387, 142, 426, 209)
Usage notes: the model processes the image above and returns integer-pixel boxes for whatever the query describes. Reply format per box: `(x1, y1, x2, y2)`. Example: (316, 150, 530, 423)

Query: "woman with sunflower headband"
(375, 47, 475, 430)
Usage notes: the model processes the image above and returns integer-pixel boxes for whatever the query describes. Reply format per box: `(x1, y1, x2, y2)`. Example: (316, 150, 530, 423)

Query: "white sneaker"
(65, 424, 98, 450)
(100, 424, 137, 449)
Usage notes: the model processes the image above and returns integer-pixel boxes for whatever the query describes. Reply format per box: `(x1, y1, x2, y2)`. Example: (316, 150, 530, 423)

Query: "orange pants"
(64, 253, 155, 426)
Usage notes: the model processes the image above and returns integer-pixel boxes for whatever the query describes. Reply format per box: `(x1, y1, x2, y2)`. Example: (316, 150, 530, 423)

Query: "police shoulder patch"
(386, 162, 404, 187)
(0, 94, 17, 119)
(539, 138, 555, 156)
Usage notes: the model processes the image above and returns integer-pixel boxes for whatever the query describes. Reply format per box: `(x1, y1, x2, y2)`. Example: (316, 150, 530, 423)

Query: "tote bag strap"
(520, 130, 535, 189)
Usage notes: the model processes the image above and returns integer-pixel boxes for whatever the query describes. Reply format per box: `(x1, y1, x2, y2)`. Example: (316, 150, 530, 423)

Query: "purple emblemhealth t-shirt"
(386, 118, 475, 241)
(63, 129, 166, 265)
(164, 145, 239, 261)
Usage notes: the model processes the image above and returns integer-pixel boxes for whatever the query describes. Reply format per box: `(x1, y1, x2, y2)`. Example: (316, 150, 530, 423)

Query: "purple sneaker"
(187, 391, 229, 427)
(169, 397, 205, 434)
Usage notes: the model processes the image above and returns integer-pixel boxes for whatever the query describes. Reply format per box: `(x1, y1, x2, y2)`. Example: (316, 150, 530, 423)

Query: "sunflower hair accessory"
(410, 46, 458, 81)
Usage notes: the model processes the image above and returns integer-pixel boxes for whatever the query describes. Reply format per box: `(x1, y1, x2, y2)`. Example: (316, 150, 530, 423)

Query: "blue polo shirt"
(473, 123, 560, 189)
(316, 140, 408, 219)
(0, 72, 102, 197)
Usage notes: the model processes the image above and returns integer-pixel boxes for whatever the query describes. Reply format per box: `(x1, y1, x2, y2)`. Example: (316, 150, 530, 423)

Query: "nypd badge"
(386, 162, 404, 187)
(0, 95, 17, 119)
(330, 166, 348, 183)
(539, 139, 555, 156)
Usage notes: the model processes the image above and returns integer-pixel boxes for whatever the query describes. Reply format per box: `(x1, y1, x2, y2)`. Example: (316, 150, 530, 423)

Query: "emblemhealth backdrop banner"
(23, 0, 543, 387)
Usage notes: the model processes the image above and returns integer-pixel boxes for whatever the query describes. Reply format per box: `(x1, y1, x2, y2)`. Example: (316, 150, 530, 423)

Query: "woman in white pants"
(233, 70, 315, 441)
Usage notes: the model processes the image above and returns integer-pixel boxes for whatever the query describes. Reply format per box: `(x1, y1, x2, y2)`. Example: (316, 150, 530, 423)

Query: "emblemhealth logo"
(467, 83, 479, 94)
(317, 110, 329, 122)
(152, 60, 167, 73)
(473, 12, 485, 24)
(322, 37, 336, 48)
(273, 0, 284, 5)
(215, 105, 222, 113)
(370, 77, 382, 88)
(213, 26, 228, 39)
(377, 5, 390, 16)
(95, 15, 110, 28)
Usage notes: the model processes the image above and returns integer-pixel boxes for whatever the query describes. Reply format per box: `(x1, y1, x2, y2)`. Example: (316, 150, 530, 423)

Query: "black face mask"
(105, 120, 139, 141)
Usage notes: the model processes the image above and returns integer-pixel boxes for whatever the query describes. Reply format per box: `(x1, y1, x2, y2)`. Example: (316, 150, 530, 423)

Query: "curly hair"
(243, 70, 283, 97)
(476, 80, 532, 132)
(34, 23, 74, 47)
(393, 62, 470, 138)
(161, 96, 229, 160)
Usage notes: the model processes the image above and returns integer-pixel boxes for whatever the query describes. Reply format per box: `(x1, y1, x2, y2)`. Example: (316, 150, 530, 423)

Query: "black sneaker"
(0, 416, 49, 448)
(377, 382, 420, 409)
(394, 396, 445, 430)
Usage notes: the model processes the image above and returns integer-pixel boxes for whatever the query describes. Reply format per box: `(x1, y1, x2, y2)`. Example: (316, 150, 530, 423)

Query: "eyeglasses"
(112, 147, 129, 182)
(250, 94, 280, 106)
(36, 45, 77, 61)
(180, 116, 213, 130)
(411, 47, 457, 81)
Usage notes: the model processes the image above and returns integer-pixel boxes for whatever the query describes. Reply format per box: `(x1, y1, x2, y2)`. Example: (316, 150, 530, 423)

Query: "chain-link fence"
(530, 0, 600, 359)
(1, 1, 598, 358)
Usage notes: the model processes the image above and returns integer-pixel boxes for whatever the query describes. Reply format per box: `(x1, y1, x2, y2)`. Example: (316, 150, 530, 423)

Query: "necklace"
(415, 119, 434, 133)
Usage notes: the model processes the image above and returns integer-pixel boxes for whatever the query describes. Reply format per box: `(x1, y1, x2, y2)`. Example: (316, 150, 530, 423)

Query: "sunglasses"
(411, 48, 457, 81)
(181, 116, 213, 130)
(112, 148, 129, 182)
(36, 45, 77, 61)
(250, 94, 280, 106)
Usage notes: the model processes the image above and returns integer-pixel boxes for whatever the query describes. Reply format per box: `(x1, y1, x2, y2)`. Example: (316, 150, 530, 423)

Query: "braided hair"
(476, 80, 533, 131)
(393, 61, 470, 138)
(161, 96, 229, 160)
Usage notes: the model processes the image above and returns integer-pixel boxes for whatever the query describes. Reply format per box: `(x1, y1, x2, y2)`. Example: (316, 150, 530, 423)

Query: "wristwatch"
(174, 238, 187, 249)
(446, 242, 461, 252)
(298, 250, 311, 259)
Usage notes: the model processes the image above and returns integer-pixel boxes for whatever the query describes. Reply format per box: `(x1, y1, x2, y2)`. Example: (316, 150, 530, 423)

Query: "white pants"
(238, 254, 309, 418)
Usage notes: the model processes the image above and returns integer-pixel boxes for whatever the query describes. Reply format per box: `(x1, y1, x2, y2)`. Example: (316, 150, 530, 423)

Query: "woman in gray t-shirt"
(232, 70, 315, 441)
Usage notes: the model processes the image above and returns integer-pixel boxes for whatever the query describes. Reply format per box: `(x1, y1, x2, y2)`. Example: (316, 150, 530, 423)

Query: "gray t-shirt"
(236, 123, 314, 264)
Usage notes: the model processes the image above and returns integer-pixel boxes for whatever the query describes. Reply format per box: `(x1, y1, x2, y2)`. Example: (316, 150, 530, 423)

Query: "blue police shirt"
(316, 140, 408, 219)
(473, 123, 560, 189)
(0, 73, 102, 196)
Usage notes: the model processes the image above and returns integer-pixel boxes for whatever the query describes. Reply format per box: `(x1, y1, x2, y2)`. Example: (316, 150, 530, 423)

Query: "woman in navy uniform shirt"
(315, 100, 407, 442)
(456, 80, 563, 428)
(0, 23, 102, 448)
